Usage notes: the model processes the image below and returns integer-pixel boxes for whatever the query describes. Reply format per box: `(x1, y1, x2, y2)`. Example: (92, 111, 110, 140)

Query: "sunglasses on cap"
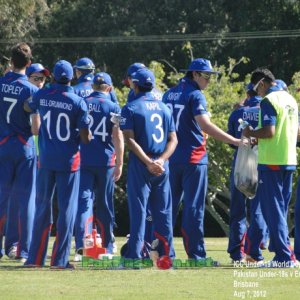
(29, 76, 46, 82)
(253, 77, 265, 92)
(196, 72, 212, 80)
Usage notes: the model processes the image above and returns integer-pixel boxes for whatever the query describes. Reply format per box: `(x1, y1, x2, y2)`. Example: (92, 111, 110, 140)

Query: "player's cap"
(26, 63, 50, 77)
(93, 72, 112, 86)
(246, 83, 254, 91)
(131, 68, 155, 89)
(180, 58, 220, 74)
(275, 79, 288, 91)
(53, 60, 73, 82)
(126, 63, 146, 77)
(73, 57, 95, 70)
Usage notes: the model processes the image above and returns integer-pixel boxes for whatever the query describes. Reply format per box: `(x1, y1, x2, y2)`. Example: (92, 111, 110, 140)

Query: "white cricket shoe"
(8, 246, 17, 259)
(74, 253, 82, 262)
(107, 242, 117, 254)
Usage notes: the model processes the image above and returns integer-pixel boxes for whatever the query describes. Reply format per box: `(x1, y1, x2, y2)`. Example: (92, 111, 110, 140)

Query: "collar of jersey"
(5, 71, 27, 80)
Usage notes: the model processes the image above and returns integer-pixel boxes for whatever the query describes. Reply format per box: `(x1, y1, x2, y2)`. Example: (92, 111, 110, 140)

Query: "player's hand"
(146, 161, 165, 176)
(242, 126, 252, 138)
(113, 164, 123, 182)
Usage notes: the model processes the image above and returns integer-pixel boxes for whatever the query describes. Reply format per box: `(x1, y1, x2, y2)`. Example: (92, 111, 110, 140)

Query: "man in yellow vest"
(243, 68, 298, 267)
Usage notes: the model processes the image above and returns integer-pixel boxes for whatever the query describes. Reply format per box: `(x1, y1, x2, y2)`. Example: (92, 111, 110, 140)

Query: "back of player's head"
(246, 82, 257, 97)
(93, 72, 112, 91)
(251, 68, 275, 85)
(131, 68, 155, 92)
(73, 57, 95, 73)
(11, 43, 32, 69)
(123, 62, 146, 87)
(53, 60, 73, 84)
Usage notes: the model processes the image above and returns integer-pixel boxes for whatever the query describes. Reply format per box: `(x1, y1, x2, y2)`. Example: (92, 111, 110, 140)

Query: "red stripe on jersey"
(189, 140, 206, 164)
(267, 165, 281, 171)
(71, 151, 80, 171)
(0, 136, 10, 145)
(35, 224, 52, 265)
(17, 134, 30, 146)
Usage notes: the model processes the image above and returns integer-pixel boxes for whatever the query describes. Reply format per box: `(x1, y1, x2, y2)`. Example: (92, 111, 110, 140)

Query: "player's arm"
(112, 126, 124, 182)
(30, 113, 40, 136)
(123, 129, 164, 176)
(79, 128, 92, 144)
(195, 114, 240, 146)
(155, 131, 177, 166)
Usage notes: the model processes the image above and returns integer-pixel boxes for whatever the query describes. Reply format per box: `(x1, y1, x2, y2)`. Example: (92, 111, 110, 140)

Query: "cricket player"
(0, 43, 38, 262)
(26, 63, 50, 89)
(24, 60, 91, 269)
(74, 72, 124, 261)
(120, 68, 177, 260)
(73, 57, 118, 103)
(243, 68, 298, 267)
(163, 58, 241, 260)
(123, 62, 163, 103)
(227, 83, 267, 263)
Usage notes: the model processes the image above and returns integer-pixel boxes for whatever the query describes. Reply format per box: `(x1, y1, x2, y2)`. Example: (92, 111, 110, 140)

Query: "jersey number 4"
(88, 115, 109, 142)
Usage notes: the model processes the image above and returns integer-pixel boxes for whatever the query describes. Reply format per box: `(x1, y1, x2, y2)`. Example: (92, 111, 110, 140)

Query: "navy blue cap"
(26, 63, 50, 77)
(73, 57, 95, 70)
(180, 58, 220, 74)
(53, 60, 73, 82)
(126, 63, 146, 77)
(131, 68, 155, 89)
(93, 72, 112, 86)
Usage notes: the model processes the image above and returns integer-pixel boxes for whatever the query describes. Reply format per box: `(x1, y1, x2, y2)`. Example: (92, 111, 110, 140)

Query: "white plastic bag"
(234, 139, 258, 199)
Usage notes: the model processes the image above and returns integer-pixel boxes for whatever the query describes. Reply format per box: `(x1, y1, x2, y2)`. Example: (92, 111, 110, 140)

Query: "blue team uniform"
(25, 83, 89, 267)
(294, 146, 300, 260)
(0, 71, 38, 259)
(163, 76, 210, 260)
(127, 87, 163, 103)
(73, 73, 119, 103)
(120, 92, 174, 259)
(226, 95, 268, 261)
(75, 91, 121, 251)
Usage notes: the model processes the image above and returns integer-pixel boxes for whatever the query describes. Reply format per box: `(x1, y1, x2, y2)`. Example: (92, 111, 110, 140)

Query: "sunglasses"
(196, 72, 212, 80)
(29, 76, 46, 82)
(253, 77, 265, 92)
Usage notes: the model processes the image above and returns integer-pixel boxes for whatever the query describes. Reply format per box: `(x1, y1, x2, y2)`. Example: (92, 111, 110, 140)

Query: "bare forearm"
(158, 132, 178, 162)
(112, 127, 124, 166)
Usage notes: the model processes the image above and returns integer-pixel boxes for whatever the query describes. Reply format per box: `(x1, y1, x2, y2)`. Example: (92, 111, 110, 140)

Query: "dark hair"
(56, 77, 70, 84)
(251, 68, 275, 85)
(247, 89, 257, 97)
(186, 71, 193, 79)
(11, 43, 32, 69)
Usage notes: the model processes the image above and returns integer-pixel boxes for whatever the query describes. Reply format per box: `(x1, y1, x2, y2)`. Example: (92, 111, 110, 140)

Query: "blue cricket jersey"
(227, 95, 261, 159)
(120, 91, 175, 159)
(0, 71, 38, 139)
(28, 83, 90, 171)
(80, 91, 121, 167)
(163, 77, 208, 165)
(127, 87, 163, 103)
(73, 74, 119, 104)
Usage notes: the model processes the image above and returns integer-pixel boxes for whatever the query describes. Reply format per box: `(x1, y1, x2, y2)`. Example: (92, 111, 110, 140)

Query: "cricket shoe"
(16, 257, 27, 263)
(74, 253, 82, 262)
(50, 263, 75, 270)
(245, 255, 264, 266)
(8, 246, 17, 259)
(106, 242, 117, 254)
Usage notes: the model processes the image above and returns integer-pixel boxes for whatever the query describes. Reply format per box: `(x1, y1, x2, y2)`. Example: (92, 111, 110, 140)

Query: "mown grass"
(0, 237, 299, 300)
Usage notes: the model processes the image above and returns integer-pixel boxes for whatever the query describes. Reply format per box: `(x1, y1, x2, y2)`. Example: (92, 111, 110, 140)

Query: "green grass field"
(0, 237, 300, 300)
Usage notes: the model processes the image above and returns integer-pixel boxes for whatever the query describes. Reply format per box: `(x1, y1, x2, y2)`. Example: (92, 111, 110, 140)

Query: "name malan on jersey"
(40, 98, 73, 110)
